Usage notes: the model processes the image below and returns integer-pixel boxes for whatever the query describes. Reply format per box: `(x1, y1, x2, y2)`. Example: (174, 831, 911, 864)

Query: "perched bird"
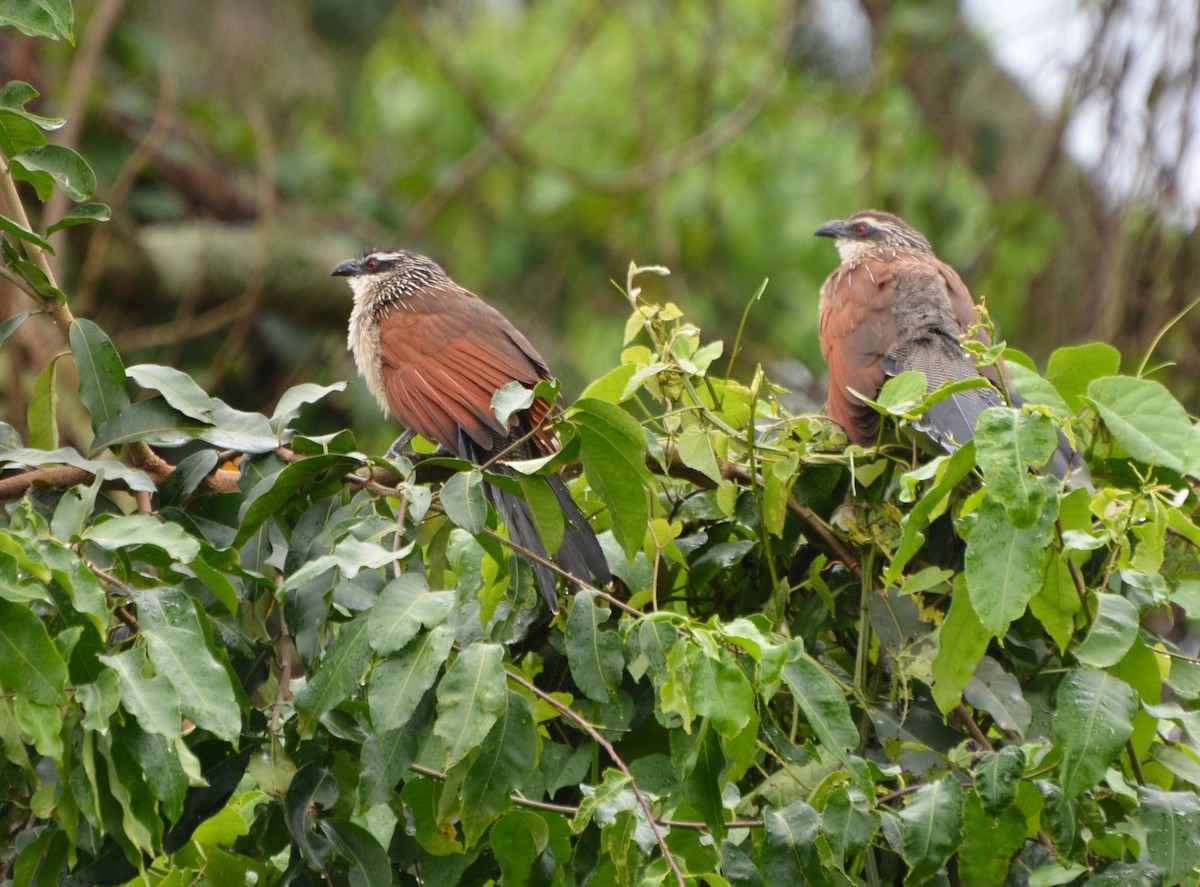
(332, 249, 611, 612)
(815, 210, 1082, 479)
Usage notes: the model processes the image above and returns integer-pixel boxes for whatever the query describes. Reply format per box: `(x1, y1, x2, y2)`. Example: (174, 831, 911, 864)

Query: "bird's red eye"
(365, 258, 379, 271)
(853, 223, 869, 236)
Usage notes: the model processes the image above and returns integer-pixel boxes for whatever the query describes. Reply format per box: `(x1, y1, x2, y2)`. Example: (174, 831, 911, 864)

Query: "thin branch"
(504, 667, 685, 886)
(954, 704, 994, 752)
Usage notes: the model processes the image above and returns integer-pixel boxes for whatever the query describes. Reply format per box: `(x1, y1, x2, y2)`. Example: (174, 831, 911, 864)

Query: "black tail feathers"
(484, 475, 610, 613)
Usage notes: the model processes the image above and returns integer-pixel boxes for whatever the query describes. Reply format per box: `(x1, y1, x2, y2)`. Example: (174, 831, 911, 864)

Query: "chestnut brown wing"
(819, 259, 900, 445)
(377, 286, 553, 456)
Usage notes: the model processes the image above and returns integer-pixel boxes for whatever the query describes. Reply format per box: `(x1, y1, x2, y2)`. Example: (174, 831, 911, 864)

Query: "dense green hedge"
(3, 6, 1200, 886)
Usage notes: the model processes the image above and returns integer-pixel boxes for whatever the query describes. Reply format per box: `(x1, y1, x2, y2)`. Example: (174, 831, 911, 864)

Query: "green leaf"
(565, 590, 623, 704)
(674, 724, 727, 841)
(1008, 363, 1072, 417)
(965, 492, 1057, 636)
(692, 647, 754, 739)
(762, 801, 820, 884)
(569, 397, 652, 560)
(12, 144, 94, 201)
(677, 424, 723, 483)
(974, 745, 1026, 815)
(323, 820, 391, 887)
(0, 310, 29, 353)
(780, 651, 857, 761)
(367, 573, 454, 656)
(1072, 592, 1137, 668)
(873, 370, 929, 415)
(822, 785, 879, 870)
(0, 446, 156, 492)
(91, 396, 211, 451)
(27, 359, 58, 450)
(84, 514, 201, 561)
(70, 319, 130, 433)
(285, 762, 338, 866)
(973, 408, 1058, 527)
(236, 453, 362, 548)
(0, 599, 68, 704)
(892, 776, 964, 884)
(295, 613, 372, 734)
(442, 469, 488, 533)
(135, 588, 240, 742)
(513, 473, 564, 555)
(0, 108, 49, 156)
(1046, 343, 1121, 413)
(1086, 376, 1200, 476)
(931, 578, 992, 713)
(461, 691, 537, 845)
(964, 656, 1032, 739)
(368, 625, 454, 733)
(1138, 786, 1200, 885)
(126, 363, 214, 421)
(959, 789, 1027, 887)
(100, 647, 183, 738)
(0, 0, 74, 42)
(45, 201, 110, 234)
(491, 380, 537, 427)
(269, 381, 347, 435)
(884, 444, 977, 583)
(435, 642, 507, 769)
(491, 810, 551, 887)
(0, 211, 52, 249)
(1054, 669, 1137, 799)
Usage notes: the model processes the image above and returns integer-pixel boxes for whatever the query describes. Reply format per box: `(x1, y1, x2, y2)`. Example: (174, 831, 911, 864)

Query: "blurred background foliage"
(1, 0, 1197, 454)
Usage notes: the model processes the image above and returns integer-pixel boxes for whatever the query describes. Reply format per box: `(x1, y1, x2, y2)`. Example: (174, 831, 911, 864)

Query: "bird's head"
(814, 210, 933, 263)
(331, 248, 452, 306)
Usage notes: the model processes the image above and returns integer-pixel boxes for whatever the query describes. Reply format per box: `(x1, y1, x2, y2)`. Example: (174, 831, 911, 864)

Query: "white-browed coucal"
(815, 209, 1084, 481)
(332, 249, 611, 612)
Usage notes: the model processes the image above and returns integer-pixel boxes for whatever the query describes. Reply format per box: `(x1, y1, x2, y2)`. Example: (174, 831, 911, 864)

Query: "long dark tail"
(484, 475, 611, 613)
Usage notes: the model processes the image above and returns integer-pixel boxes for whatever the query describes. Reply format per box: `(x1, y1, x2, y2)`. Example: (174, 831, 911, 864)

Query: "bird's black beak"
(814, 220, 848, 239)
(330, 259, 360, 277)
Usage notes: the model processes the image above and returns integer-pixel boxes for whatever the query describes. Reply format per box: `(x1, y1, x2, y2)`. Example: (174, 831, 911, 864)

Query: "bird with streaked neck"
(332, 248, 612, 612)
(814, 209, 1086, 483)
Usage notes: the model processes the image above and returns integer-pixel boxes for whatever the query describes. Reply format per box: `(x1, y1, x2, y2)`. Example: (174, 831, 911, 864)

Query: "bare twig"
(504, 667, 686, 886)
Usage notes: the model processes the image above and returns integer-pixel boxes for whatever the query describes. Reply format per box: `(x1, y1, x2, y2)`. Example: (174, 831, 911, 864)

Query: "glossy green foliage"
(5, 7, 1200, 886)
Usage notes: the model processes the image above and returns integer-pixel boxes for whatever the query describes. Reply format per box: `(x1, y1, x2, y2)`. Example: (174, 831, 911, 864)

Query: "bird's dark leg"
(385, 429, 416, 461)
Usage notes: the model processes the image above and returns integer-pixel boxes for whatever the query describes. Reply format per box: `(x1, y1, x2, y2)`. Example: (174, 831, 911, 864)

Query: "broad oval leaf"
(1053, 669, 1137, 799)
(565, 590, 623, 704)
(70, 319, 130, 433)
(0, 599, 68, 704)
(135, 589, 240, 743)
(964, 656, 1032, 738)
(965, 493, 1057, 636)
(974, 745, 1027, 814)
(1073, 592, 1138, 668)
(763, 800, 820, 883)
(368, 625, 455, 733)
(13, 144, 95, 201)
(435, 643, 506, 770)
(441, 469, 488, 533)
(367, 573, 454, 656)
(1138, 786, 1200, 885)
(894, 776, 965, 883)
(780, 651, 858, 760)
(1086, 376, 1200, 476)
(568, 397, 652, 560)
(295, 614, 373, 735)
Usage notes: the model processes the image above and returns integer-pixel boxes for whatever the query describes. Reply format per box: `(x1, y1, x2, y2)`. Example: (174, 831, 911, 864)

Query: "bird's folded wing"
(819, 260, 900, 444)
(378, 292, 552, 454)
